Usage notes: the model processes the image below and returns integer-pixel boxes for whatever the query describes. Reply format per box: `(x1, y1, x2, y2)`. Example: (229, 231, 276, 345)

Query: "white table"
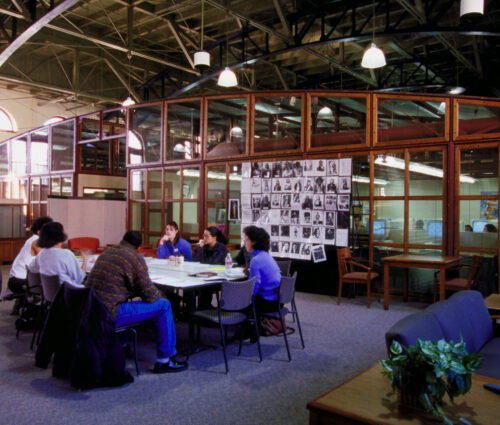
(145, 258, 246, 289)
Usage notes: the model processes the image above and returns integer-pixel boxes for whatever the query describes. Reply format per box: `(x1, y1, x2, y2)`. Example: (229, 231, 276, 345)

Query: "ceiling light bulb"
(448, 86, 466, 95)
(122, 96, 136, 107)
(460, 0, 484, 17)
(361, 42, 386, 69)
(217, 67, 238, 87)
(318, 106, 333, 118)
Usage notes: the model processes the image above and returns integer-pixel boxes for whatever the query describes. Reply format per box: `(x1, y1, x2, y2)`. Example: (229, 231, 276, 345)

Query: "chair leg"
(279, 311, 291, 362)
(31, 300, 45, 351)
(131, 328, 139, 376)
(292, 301, 305, 349)
(337, 279, 343, 305)
(253, 317, 262, 363)
(237, 322, 244, 356)
(219, 323, 229, 374)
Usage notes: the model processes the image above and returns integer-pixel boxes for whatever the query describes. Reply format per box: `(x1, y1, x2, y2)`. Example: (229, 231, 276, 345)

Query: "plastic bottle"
(225, 253, 233, 271)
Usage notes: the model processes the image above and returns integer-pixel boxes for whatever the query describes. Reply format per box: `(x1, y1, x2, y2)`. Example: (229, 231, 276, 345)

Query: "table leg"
(439, 265, 446, 301)
(384, 262, 389, 310)
(403, 268, 408, 302)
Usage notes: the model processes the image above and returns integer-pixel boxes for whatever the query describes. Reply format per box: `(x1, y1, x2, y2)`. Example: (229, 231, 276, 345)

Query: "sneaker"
(151, 360, 189, 374)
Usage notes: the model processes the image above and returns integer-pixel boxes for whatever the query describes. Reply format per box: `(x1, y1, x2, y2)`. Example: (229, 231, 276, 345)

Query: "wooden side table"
(307, 363, 500, 425)
(484, 293, 500, 319)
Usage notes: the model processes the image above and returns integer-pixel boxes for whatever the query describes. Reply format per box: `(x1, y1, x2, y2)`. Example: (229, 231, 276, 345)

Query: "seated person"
(28, 222, 87, 287)
(484, 224, 498, 233)
(233, 246, 251, 269)
(157, 221, 192, 261)
(243, 225, 281, 324)
(8, 216, 53, 299)
(85, 231, 187, 374)
(193, 226, 227, 264)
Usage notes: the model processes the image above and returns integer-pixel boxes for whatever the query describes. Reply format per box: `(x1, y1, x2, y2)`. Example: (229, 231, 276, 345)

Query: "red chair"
(68, 237, 100, 254)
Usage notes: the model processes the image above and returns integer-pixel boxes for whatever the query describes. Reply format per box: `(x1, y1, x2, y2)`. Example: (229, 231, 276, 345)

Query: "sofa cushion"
(385, 312, 445, 354)
(449, 290, 494, 352)
(427, 298, 478, 352)
(477, 337, 500, 380)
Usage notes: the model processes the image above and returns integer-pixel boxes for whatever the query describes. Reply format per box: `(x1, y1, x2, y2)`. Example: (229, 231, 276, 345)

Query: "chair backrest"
(40, 274, 61, 303)
(26, 270, 42, 296)
(467, 255, 483, 289)
(276, 259, 292, 277)
(68, 237, 100, 253)
(220, 277, 256, 311)
(337, 247, 352, 277)
(279, 272, 298, 305)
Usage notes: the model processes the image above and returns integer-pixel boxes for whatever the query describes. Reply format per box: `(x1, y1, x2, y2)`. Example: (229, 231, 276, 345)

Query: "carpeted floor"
(0, 265, 426, 425)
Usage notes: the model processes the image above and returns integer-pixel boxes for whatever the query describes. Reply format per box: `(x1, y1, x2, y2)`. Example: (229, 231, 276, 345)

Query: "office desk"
(307, 363, 500, 425)
(381, 254, 461, 310)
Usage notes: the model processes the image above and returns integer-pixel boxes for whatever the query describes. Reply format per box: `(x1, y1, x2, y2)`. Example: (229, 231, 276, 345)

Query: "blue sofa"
(385, 290, 500, 379)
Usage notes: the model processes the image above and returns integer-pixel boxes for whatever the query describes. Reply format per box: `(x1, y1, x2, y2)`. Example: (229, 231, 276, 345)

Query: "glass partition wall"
(2, 91, 499, 293)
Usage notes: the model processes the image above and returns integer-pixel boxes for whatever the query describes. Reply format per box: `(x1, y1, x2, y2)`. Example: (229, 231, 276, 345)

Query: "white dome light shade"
(217, 67, 238, 87)
(361, 42, 386, 69)
(460, 0, 484, 16)
(121, 96, 136, 107)
(318, 106, 333, 118)
(194, 51, 210, 67)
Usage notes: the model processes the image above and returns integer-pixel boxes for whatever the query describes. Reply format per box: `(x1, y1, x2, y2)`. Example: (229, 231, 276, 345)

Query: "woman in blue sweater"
(243, 225, 281, 313)
(157, 221, 192, 261)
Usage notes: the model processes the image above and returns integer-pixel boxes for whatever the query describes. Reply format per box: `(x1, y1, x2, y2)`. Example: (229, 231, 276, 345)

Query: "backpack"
(261, 316, 286, 336)
(15, 302, 42, 331)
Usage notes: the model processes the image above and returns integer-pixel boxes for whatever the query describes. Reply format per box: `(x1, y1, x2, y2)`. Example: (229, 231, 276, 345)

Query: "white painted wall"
(48, 197, 126, 246)
(0, 87, 97, 142)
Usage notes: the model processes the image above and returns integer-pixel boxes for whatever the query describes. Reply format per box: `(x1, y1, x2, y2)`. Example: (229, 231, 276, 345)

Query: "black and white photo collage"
(240, 158, 352, 260)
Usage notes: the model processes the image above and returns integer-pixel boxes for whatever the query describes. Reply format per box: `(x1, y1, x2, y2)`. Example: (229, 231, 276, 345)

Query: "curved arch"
(0, 107, 18, 132)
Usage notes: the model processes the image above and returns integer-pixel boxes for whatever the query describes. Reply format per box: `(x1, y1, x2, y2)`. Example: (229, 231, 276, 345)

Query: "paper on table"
(151, 276, 183, 285)
(208, 266, 226, 271)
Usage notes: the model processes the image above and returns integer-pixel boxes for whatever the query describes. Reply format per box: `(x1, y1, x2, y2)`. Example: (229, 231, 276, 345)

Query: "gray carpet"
(0, 266, 425, 425)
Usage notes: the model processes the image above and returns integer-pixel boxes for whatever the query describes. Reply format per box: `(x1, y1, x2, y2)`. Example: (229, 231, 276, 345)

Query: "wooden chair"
(68, 237, 100, 254)
(337, 247, 380, 308)
(433, 255, 483, 302)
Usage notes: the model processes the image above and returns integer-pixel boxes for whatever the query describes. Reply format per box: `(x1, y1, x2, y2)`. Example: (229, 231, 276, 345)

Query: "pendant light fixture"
(217, 30, 237, 87)
(194, 0, 210, 68)
(361, 0, 386, 69)
(122, 52, 136, 107)
(460, 0, 484, 17)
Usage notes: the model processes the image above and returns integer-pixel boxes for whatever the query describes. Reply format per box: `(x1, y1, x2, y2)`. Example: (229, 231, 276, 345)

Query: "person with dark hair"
(193, 226, 227, 264)
(233, 245, 251, 269)
(484, 223, 498, 233)
(7, 216, 53, 310)
(157, 221, 192, 261)
(28, 222, 87, 287)
(243, 225, 281, 318)
(85, 230, 187, 374)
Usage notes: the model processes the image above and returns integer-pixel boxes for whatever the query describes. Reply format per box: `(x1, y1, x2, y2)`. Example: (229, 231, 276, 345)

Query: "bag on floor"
(261, 316, 286, 336)
(15, 302, 41, 331)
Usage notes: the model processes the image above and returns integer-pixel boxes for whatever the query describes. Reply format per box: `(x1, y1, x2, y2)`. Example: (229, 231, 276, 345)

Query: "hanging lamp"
(361, 0, 386, 69)
(194, 0, 210, 68)
(460, 0, 484, 17)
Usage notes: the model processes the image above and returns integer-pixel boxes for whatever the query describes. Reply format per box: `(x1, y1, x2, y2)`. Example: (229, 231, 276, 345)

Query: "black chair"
(15, 270, 42, 340)
(276, 259, 292, 277)
(192, 277, 261, 373)
(32, 274, 61, 350)
(265, 272, 305, 361)
(114, 325, 140, 376)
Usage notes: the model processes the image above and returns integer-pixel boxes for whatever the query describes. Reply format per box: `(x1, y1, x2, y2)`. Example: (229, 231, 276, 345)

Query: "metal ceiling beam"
(0, 72, 121, 104)
(205, 0, 376, 86)
(393, 0, 481, 77)
(0, 0, 81, 69)
(272, 0, 291, 38)
(103, 57, 141, 103)
(166, 18, 194, 69)
(0, 6, 199, 75)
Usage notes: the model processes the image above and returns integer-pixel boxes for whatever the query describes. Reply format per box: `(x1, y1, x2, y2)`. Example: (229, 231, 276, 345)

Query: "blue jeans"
(115, 298, 176, 359)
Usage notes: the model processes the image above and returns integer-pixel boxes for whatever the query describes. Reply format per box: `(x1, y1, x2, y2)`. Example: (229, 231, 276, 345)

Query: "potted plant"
(381, 338, 482, 425)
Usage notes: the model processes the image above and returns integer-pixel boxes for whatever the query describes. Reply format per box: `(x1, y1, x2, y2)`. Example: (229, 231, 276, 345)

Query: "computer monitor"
(372, 219, 386, 236)
(472, 220, 489, 233)
(427, 221, 443, 238)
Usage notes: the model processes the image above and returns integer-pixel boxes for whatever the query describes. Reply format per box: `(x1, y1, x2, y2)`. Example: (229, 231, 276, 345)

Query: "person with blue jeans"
(85, 231, 187, 374)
